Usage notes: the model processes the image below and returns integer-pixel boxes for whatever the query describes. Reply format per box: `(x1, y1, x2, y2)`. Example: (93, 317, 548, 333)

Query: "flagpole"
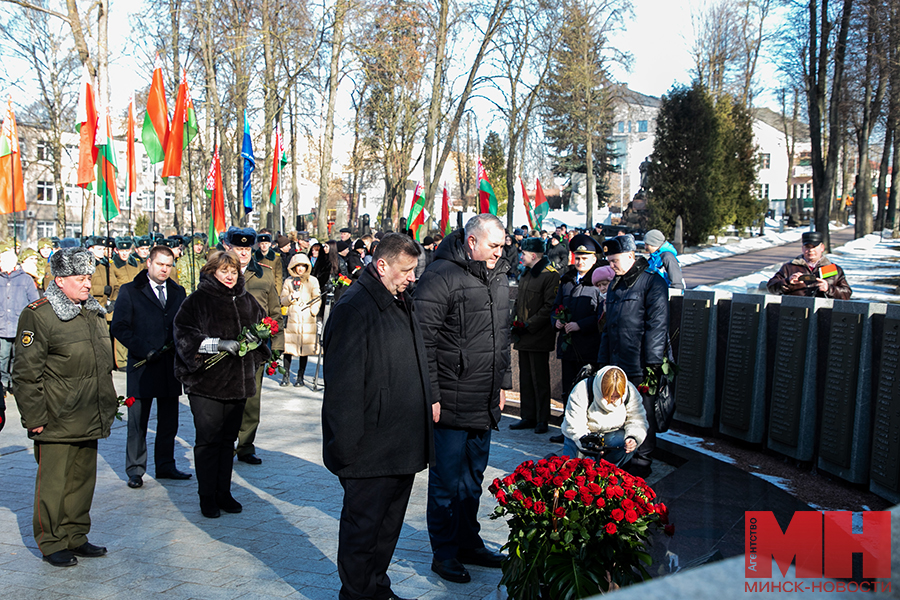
(10, 152, 16, 251)
(187, 142, 196, 293)
(152, 162, 157, 237)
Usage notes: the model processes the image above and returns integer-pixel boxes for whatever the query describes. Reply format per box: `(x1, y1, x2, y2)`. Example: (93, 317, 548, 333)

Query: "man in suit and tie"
(111, 245, 190, 488)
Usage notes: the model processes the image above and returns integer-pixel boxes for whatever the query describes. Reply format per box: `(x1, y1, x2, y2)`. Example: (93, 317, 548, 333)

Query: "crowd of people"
(0, 215, 851, 599)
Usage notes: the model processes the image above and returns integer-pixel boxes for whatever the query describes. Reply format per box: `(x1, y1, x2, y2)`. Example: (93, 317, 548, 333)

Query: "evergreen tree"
(482, 131, 509, 216)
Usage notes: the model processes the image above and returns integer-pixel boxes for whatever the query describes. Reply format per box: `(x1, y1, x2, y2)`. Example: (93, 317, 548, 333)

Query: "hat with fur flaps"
(51, 247, 96, 278)
(602, 234, 637, 256)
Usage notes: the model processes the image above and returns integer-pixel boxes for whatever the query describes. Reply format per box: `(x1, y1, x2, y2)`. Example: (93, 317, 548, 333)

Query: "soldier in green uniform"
(13, 246, 117, 567)
(111, 237, 143, 369)
(254, 231, 283, 293)
(87, 237, 113, 320)
(223, 227, 284, 465)
(177, 234, 206, 293)
(509, 237, 559, 435)
(37, 237, 54, 291)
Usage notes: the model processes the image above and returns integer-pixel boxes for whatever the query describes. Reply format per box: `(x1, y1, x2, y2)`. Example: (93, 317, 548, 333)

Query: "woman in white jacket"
(561, 365, 648, 466)
(280, 253, 321, 387)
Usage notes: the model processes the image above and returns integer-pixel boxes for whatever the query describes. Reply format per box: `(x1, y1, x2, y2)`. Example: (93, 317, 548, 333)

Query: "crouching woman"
(560, 365, 648, 466)
(174, 250, 270, 518)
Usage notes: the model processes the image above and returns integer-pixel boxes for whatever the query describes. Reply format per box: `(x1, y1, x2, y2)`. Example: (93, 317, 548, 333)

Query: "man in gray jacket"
(0, 241, 39, 391)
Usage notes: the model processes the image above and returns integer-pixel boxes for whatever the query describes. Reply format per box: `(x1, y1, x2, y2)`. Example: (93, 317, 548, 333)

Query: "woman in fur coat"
(279, 253, 321, 387)
(174, 250, 270, 519)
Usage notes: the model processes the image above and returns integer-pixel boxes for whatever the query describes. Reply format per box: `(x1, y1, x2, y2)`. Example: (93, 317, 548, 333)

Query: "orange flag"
(126, 92, 137, 199)
(162, 69, 188, 180)
(0, 97, 25, 214)
(76, 65, 98, 188)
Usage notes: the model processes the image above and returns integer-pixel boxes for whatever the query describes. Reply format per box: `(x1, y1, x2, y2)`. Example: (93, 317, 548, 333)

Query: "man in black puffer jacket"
(598, 234, 669, 476)
(415, 214, 511, 584)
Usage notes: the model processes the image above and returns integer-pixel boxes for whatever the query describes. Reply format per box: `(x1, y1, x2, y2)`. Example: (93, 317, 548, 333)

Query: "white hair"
(464, 213, 505, 241)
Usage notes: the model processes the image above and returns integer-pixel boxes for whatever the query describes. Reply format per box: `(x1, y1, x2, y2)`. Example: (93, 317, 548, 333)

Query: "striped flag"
(268, 126, 287, 206)
(141, 54, 170, 164)
(477, 159, 498, 215)
(95, 106, 119, 221)
(534, 177, 549, 230)
(520, 176, 535, 230)
(0, 97, 25, 214)
(408, 182, 426, 241)
(76, 65, 98, 188)
(205, 146, 226, 245)
(440, 183, 451, 236)
(162, 69, 199, 180)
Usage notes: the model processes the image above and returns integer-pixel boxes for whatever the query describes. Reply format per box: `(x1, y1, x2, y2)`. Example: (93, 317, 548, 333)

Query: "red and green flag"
(141, 53, 170, 165)
(534, 177, 549, 230)
(520, 176, 536, 230)
(440, 183, 451, 236)
(0, 97, 25, 214)
(95, 106, 119, 221)
(269, 126, 287, 206)
(126, 92, 137, 200)
(205, 145, 226, 246)
(408, 182, 426, 241)
(820, 263, 838, 279)
(477, 159, 498, 215)
(76, 65, 98, 188)
(162, 69, 198, 181)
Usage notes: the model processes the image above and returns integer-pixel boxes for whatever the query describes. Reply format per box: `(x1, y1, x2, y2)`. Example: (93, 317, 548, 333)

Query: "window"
(628, 121, 632, 133)
(757, 183, 769, 199)
(36, 220, 56, 238)
(617, 121, 625, 133)
(164, 192, 174, 211)
(637, 120, 648, 133)
(760, 153, 771, 169)
(65, 223, 82, 238)
(141, 190, 155, 211)
(142, 156, 151, 173)
(119, 187, 130, 209)
(36, 140, 52, 162)
(7, 220, 25, 240)
(36, 180, 54, 204)
(65, 185, 80, 205)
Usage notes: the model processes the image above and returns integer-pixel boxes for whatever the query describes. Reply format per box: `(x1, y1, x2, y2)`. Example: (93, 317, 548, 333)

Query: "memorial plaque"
(675, 298, 710, 418)
(720, 302, 759, 432)
(871, 312, 900, 499)
(768, 305, 809, 446)
(818, 313, 862, 468)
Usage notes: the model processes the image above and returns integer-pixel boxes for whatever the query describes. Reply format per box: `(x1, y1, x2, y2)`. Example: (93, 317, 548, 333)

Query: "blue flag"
(241, 110, 255, 215)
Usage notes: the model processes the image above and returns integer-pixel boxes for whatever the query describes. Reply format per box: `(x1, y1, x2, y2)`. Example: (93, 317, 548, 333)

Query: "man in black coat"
(414, 213, 511, 584)
(598, 235, 669, 477)
(110, 246, 190, 488)
(322, 233, 434, 600)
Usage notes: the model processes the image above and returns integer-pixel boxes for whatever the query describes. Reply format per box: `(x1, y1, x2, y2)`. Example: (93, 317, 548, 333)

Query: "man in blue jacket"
(0, 240, 39, 392)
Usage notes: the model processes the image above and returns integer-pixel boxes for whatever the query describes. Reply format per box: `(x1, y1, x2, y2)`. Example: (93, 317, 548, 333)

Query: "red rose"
(638, 384, 649, 393)
(124, 396, 136, 407)
(657, 503, 669, 524)
(533, 501, 546, 515)
(532, 476, 544, 488)
(489, 478, 501, 494)
(512, 489, 524, 501)
(575, 476, 586, 486)
(625, 509, 638, 523)
(595, 497, 606, 508)
(267, 368, 276, 376)
(554, 506, 566, 518)
(605, 522, 617, 535)
(608, 475, 618, 485)
(622, 498, 634, 510)
(496, 490, 507, 505)
(563, 489, 577, 501)
(611, 508, 625, 521)
(588, 482, 602, 495)
(664, 524, 675, 536)
(552, 476, 565, 487)
(523, 497, 533, 509)
(581, 494, 593, 506)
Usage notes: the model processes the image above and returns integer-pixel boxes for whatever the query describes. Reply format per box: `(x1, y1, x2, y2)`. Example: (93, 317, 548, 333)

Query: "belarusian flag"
(534, 177, 549, 230)
(205, 145, 226, 246)
(520, 176, 535, 230)
(820, 263, 838, 279)
(162, 69, 198, 180)
(440, 183, 451, 236)
(408, 182, 426, 241)
(141, 53, 169, 164)
(126, 92, 137, 200)
(268, 126, 287, 206)
(76, 65, 98, 188)
(95, 106, 119, 221)
(477, 159, 498, 215)
(0, 97, 25, 214)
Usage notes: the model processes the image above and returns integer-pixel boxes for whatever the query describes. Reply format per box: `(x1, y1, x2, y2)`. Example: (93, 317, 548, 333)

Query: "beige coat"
(280, 253, 321, 356)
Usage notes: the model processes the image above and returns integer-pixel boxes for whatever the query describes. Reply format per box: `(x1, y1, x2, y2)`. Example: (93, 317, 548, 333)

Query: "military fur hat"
(135, 235, 152, 248)
(51, 247, 96, 277)
(257, 233, 272, 244)
(225, 226, 256, 247)
(115, 236, 134, 250)
(521, 237, 546, 253)
(602, 234, 637, 256)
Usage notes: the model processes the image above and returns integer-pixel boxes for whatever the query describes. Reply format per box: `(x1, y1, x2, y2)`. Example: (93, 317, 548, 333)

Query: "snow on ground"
(696, 232, 900, 303)
(657, 430, 737, 464)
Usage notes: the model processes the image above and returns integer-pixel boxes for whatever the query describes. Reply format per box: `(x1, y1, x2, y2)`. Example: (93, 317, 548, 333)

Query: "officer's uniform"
(177, 235, 207, 294)
(511, 238, 559, 432)
(227, 227, 284, 463)
(13, 248, 117, 563)
(253, 234, 283, 293)
(133, 236, 151, 270)
(110, 237, 143, 368)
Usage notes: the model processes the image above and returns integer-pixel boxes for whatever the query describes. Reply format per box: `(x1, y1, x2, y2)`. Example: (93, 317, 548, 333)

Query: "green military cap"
(104, 236, 117, 248)
(157, 238, 176, 248)
(134, 235, 152, 248)
(190, 233, 205, 244)
(115, 236, 134, 250)
(37, 237, 53, 250)
(257, 233, 272, 244)
(85, 236, 103, 248)
(0, 240, 16, 254)
(18, 247, 38, 263)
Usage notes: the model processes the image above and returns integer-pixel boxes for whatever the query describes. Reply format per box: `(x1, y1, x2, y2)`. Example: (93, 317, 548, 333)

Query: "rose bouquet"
(266, 351, 287, 376)
(204, 316, 280, 369)
(552, 304, 573, 352)
(490, 455, 672, 599)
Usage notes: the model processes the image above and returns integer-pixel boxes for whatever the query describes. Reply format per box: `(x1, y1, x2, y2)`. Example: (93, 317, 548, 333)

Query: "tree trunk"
(890, 133, 900, 236)
(421, 0, 449, 217)
(65, 0, 93, 78)
(259, 0, 276, 232)
(586, 130, 594, 230)
(876, 126, 892, 232)
(316, 0, 347, 239)
(97, 0, 108, 106)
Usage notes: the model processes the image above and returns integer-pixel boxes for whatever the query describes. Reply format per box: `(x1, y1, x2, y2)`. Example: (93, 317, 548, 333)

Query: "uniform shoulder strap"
(27, 297, 49, 310)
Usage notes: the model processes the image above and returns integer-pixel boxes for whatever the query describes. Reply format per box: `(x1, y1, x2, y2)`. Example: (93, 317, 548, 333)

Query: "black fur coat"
(174, 272, 270, 400)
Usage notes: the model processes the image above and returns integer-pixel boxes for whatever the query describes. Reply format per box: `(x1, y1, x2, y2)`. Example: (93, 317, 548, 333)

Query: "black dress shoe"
(71, 542, 107, 557)
(384, 594, 416, 600)
(127, 475, 143, 488)
(236, 453, 262, 465)
(199, 495, 220, 518)
(43, 549, 77, 567)
(509, 419, 537, 430)
(215, 492, 243, 513)
(457, 547, 505, 568)
(431, 557, 471, 583)
(156, 468, 192, 480)
(549, 434, 565, 444)
(534, 422, 548, 434)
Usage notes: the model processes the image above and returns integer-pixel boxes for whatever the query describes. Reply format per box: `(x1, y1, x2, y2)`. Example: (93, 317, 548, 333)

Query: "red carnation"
(563, 489, 577, 501)
(266, 367, 276, 375)
(625, 509, 638, 523)
(605, 522, 617, 535)
(533, 501, 546, 515)
(611, 508, 625, 521)
(554, 506, 566, 518)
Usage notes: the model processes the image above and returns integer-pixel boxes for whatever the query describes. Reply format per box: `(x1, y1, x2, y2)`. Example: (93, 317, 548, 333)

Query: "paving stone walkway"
(2, 364, 669, 600)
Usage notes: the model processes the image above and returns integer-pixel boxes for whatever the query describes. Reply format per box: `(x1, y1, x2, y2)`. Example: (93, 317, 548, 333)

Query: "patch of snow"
(658, 430, 736, 464)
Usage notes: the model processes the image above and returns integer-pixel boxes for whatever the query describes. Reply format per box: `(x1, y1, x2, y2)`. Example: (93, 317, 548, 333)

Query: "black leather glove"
(218, 339, 241, 356)
(145, 349, 162, 363)
(580, 433, 604, 453)
(103, 285, 112, 297)
(246, 330, 262, 345)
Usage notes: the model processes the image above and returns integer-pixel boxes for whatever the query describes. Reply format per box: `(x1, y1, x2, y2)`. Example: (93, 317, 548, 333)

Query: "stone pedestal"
(766, 296, 831, 461)
(871, 305, 900, 502)
(674, 290, 725, 428)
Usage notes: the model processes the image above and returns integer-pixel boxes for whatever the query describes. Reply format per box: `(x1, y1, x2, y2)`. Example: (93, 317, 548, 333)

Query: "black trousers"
(338, 474, 414, 600)
(518, 350, 551, 423)
(561, 358, 586, 405)
(188, 394, 245, 497)
(125, 396, 180, 478)
(633, 389, 658, 466)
